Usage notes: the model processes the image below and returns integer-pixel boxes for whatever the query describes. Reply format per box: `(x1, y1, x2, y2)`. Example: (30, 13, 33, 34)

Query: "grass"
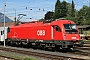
(83, 30, 90, 35)
(83, 40, 90, 42)
(9, 55, 37, 60)
(83, 40, 90, 43)
(23, 57, 36, 60)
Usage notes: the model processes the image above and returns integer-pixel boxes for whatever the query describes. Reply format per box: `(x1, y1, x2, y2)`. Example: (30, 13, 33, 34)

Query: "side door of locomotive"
(52, 25, 62, 40)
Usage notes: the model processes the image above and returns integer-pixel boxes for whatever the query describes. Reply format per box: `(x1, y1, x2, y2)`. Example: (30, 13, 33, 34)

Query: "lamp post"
(4, 0, 6, 47)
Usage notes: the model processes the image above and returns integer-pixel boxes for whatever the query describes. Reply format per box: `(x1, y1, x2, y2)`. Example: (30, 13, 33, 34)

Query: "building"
(78, 25, 90, 34)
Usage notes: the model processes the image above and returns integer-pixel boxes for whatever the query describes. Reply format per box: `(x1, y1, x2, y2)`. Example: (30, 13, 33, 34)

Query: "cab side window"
(52, 25, 61, 32)
(55, 25, 61, 32)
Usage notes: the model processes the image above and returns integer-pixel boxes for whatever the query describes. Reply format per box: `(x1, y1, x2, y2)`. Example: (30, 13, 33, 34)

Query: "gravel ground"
(0, 45, 90, 60)
(0, 50, 49, 60)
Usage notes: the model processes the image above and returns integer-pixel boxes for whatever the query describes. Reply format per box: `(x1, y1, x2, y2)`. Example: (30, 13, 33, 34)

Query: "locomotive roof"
(10, 19, 75, 28)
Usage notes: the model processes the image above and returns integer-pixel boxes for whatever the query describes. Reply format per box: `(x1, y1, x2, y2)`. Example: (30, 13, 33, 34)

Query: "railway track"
(71, 51, 90, 56)
(0, 46, 89, 60)
(0, 40, 89, 60)
(77, 41, 90, 50)
(77, 47, 90, 50)
(0, 55, 19, 60)
(83, 44, 90, 47)
(69, 41, 90, 56)
(57, 49, 90, 56)
(83, 40, 90, 44)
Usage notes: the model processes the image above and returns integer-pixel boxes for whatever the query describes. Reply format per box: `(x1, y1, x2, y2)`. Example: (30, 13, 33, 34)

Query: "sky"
(0, 0, 90, 22)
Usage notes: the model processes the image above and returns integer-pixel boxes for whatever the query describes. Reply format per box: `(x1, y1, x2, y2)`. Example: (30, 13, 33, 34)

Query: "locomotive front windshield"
(64, 24, 78, 34)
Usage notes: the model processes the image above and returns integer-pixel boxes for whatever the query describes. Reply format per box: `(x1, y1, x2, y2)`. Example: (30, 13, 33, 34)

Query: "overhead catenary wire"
(0, 0, 64, 20)
(4, 0, 54, 16)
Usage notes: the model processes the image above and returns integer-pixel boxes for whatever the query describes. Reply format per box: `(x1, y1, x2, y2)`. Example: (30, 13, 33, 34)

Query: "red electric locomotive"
(6, 19, 84, 50)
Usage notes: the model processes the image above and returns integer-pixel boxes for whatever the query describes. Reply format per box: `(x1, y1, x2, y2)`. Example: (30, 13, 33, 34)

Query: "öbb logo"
(37, 30, 45, 36)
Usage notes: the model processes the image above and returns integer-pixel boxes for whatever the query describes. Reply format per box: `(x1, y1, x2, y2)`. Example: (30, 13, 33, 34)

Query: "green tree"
(60, 1, 67, 17)
(78, 5, 90, 25)
(71, 0, 75, 17)
(53, 0, 61, 19)
(49, 0, 90, 25)
(78, 5, 88, 17)
(66, 3, 72, 17)
(44, 11, 53, 20)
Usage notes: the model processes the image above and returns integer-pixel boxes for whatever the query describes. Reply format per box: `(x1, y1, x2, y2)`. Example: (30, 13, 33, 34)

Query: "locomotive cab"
(50, 20, 84, 49)
(63, 24, 84, 47)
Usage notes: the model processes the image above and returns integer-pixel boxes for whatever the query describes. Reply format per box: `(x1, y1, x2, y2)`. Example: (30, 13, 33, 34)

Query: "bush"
(23, 57, 36, 60)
